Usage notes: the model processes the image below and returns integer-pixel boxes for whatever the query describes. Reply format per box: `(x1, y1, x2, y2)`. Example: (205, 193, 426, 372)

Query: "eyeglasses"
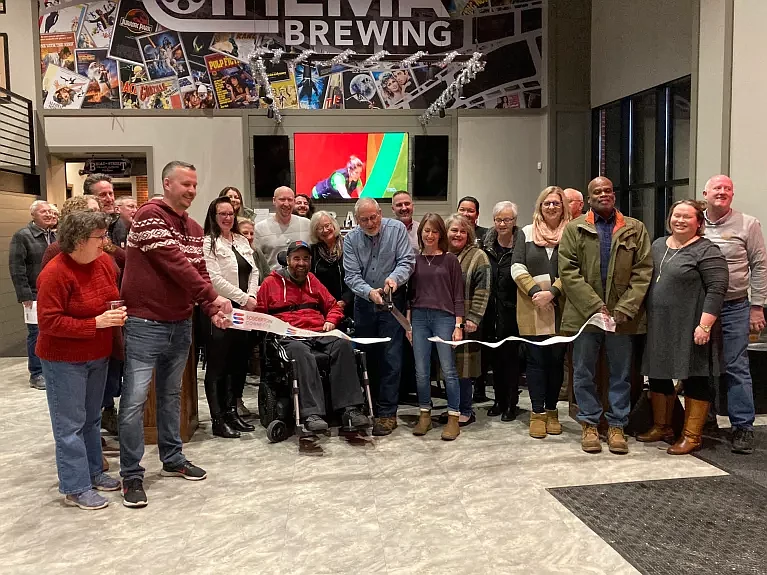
(89, 234, 108, 241)
(493, 217, 516, 225)
(358, 214, 379, 224)
(542, 201, 562, 208)
(216, 212, 235, 218)
(318, 223, 334, 232)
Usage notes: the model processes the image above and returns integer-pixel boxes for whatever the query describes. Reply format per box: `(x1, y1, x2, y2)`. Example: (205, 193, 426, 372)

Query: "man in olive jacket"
(559, 177, 652, 455)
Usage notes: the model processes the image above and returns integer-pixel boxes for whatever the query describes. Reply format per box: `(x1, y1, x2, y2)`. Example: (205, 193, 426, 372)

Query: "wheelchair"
(257, 333, 374, 443)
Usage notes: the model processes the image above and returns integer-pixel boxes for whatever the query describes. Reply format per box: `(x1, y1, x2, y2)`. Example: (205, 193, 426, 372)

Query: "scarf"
(317, 235, 343, 263)
(532, 219, 566, 247)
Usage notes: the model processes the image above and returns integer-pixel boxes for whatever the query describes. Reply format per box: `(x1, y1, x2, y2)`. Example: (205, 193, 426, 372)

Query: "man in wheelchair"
(255, 241, 370, 432)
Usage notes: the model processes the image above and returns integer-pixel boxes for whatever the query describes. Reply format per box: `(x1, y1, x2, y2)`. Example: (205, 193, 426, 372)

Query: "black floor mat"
(548, 475, 767, 575)
(695, 426, 767, 488)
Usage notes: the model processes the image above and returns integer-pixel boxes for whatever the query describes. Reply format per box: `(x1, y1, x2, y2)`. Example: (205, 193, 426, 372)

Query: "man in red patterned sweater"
(118, 160, 232, 509)
(256, 240, 369, 432)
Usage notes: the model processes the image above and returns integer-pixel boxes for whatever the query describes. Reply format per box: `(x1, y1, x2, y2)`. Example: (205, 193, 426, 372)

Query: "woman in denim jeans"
(406, 213, 465, 440)
(35, 211, 127, 510)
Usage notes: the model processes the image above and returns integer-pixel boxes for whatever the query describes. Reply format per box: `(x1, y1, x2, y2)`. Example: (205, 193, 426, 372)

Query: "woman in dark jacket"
(309, 211, 354, 322)
(483, 201, 526, 421)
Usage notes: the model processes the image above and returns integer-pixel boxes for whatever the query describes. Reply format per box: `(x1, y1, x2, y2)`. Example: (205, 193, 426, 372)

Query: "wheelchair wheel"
(258, 376, 279, 427)
(266, 420, 289, 443)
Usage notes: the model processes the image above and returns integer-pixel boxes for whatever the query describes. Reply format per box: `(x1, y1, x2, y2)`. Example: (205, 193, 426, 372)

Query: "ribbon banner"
(428, 313, 617, 348)
(228, 309, 390, 345)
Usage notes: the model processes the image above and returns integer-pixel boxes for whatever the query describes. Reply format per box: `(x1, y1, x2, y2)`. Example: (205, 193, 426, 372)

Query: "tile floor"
(2, 356, 756, 575)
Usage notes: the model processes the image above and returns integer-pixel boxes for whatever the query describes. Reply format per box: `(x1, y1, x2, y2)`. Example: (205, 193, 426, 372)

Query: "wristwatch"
(698, 324, 711, 333)
(455, 323, 464, 329)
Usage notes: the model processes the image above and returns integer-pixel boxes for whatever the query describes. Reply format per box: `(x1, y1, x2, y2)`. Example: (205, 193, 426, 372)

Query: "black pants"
(204, 323, 250, 417)
(282, 337, 363, 418)
(492, 306, 520, 409)
(526, 340, 566, 413)
(649, 376, 709, 401)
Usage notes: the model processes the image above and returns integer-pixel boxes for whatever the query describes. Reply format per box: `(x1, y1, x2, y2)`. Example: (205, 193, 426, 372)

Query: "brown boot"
(581, 423, 602, 453)
(412, 409, 432, 436)
(441, 413, 460, 441)
(529, 412, 547, 438)
(668, 398, 709, 455)
(607, 426, 629, 454)
(372, 416, 398, 436)
(637, 392, 676, 443)
(545, 410, 562, 435)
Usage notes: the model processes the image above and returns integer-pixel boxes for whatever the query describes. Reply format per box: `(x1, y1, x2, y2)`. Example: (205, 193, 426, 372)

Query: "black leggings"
(649, 376, 709, 401)
(204, 322, 250, 416)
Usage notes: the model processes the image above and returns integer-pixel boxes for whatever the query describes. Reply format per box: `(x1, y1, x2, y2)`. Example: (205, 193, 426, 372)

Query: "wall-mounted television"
(295, 132, 408, 201)
(253, 135, 291, 198)
(413, 135, 449, 200)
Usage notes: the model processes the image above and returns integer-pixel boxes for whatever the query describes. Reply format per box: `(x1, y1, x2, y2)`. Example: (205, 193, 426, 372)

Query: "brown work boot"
(412, 409, 432, 436)
(581, 423, 602, 453)
(372, 416, 398, 436)
(607, 426, 629, 454)
(529, 412, 547, 439)
(545, 409, 562, 435)
(668, 398, 709, 455)
(637, 392, 675, 443)
(441, 413, 460, 441)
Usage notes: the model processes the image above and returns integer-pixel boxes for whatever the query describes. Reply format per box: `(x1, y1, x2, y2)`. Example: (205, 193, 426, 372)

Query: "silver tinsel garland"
(288, 49, 316, 76)
(437, 51, 459, 68)
(363, 50, 390, 66)
(401, 51, 427, 68)
(329, 49, 356, 67)
(419, 52, 485, 126)
(248, 52, 283, 124)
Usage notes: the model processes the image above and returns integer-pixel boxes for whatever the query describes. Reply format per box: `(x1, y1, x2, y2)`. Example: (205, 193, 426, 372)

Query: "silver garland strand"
(288, 49, 316, 76)
(329, 49, 357, 67)
(437, 50, 459, 68)
(363, 50, 390, 67)
(270, 48, 284, 65)
(248, 52, 283, 124)
(419, 52, 484, 126)
(401, 51, 427, 68)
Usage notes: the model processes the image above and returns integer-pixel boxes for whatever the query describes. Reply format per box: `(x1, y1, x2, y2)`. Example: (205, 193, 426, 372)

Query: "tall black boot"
(212, 415, 240, 438)
(225, 407, 255, 432)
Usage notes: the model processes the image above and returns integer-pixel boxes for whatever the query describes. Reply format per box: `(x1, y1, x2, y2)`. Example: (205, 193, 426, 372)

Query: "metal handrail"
(0, 87, 36, 175)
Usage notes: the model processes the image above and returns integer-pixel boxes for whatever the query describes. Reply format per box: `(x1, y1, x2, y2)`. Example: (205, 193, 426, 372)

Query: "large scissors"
(377, 287, 412, 333)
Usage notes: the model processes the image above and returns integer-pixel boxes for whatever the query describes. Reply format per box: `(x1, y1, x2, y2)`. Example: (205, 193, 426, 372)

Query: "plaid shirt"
(8, 222, 55, 302)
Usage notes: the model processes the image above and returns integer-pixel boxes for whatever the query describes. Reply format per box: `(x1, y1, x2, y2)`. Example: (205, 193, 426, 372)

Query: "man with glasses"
(9, 200, 57, 389)
(559, 176, 652, 455)
(344, 198, 415, 436)
(564, 188, 585, 219)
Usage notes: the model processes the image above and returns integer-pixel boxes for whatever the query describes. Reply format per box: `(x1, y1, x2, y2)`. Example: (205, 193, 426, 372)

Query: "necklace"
(423, 251, 441, 266)
(656, 236, 697, 283)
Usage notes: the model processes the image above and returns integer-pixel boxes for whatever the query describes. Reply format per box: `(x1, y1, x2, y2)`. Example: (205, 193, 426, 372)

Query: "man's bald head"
(704, 174, 733, 193)
(587, 177, 615, 216)
(587, 177, 613, 195)
(564, 188, 584, 219)
(274, 186, 295, 199)
(703, 174, 734, 215)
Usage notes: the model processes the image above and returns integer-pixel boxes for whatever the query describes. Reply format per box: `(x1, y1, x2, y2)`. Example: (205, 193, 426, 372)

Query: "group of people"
(9, 161, 765, 513)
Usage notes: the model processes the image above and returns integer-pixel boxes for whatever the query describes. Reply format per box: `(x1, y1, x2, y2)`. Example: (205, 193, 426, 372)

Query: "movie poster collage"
(39, 1, 463, 111)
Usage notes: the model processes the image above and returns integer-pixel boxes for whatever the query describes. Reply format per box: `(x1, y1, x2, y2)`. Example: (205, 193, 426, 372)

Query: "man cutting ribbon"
(254, 240, 370, 433)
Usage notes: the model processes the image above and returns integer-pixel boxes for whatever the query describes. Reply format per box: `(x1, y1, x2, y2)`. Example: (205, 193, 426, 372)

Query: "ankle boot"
(441, 413, 460, 441)
(225, 408, 255, 432)
(637, 392, 675, 443)
(487, 401, 505, 417)
(668, 398, 709, 455)
(212, 416, 241, 438)
(412, 409, 432, 436)
(529, 412, 547, 439)
(545, 410, 562, 435)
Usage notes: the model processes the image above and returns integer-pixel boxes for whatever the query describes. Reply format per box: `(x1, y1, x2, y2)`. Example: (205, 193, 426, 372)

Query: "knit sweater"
(121, 199, 218, 321)
(408, 253, 465, 317)
(35, 253, 119, 362)
(455, 245, 491, 326)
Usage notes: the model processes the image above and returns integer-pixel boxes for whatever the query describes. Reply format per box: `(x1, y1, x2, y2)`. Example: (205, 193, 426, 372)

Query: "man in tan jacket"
(559, 177, 652, 455)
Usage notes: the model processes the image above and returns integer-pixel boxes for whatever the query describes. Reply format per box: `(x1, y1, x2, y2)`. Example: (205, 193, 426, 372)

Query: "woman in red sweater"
(36, 211, 127, 510)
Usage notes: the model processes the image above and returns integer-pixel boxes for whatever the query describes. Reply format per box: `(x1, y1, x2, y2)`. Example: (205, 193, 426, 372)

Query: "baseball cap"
(286, 240, 310, 255)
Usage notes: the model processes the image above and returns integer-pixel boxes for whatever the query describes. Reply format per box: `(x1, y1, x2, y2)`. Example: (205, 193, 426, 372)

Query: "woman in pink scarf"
(511, 186, 572, 439)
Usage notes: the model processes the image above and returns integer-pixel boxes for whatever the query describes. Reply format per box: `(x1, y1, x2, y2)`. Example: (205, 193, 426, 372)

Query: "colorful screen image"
(295, 133, 408, 201)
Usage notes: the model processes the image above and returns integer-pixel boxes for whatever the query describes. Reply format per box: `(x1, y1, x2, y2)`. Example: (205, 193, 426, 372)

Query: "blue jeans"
(119, 317, 192, 480)
(720, 299, 755, 430)
(102, 357, 123, 410)
(27, 323, 42, 378)
(42, 358, 109, 494)
(459, 378, 473, 417)
(354, 295, 405, 417)
(572, 332, 633, 428)
(411, 308, 460, 413)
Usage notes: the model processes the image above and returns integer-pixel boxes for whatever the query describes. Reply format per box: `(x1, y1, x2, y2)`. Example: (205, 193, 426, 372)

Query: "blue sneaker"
(91, 473, 121, 491)
(64, 489, 108, 510)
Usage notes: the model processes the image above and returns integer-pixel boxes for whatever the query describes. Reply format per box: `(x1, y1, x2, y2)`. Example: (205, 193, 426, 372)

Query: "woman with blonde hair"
(309, 211, 354, 319)
(511, 186, 571, 438)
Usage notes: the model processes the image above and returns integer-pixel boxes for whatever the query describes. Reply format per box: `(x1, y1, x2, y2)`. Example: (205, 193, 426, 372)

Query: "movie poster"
(209, 33, 259, 62)
(268, 75, 298, 109)
(295, 65, 327, 110)
(135, 77, 182, 109)
(43, 65, 89, 109)
(180, 32, 215, 65)
(108, 0, 156, 65)
(40, 33, 76, 76)
(178, 63, 216, 108)
(323, 74, 344, 109)
(117, 61, 146, 109)
(205, 53, 259, 109)
(137, 30, 190, 81)
(39, 2, 84, 35)
(77, 1, 116, 49)
(374, 68, 421, 109)
(75, 48, 119, 108)
(342, 72, 382, 109)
